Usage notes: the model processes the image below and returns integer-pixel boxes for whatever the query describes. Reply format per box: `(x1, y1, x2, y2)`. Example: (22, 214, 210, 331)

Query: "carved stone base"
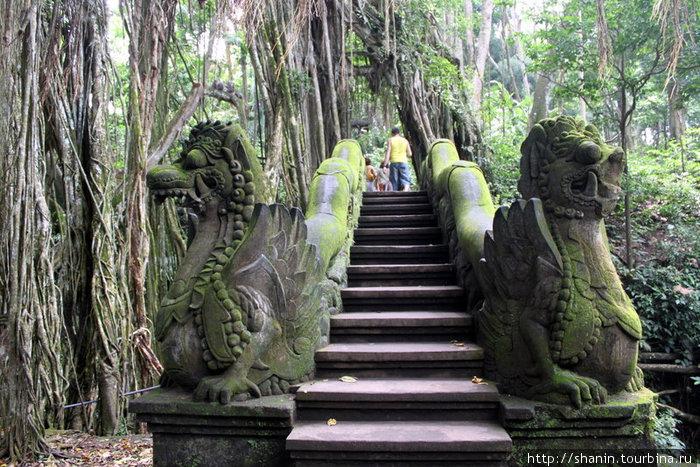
(500, 389, 657, 466)
(129, 388, 295, 467)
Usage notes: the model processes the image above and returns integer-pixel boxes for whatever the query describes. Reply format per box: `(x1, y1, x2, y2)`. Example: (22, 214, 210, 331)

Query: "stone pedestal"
(500, 389, 657, 466)
(129, 388, 295, 467)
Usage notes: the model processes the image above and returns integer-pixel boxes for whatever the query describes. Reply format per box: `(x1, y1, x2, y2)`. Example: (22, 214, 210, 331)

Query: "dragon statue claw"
(527, 366, 608, 409)
(626, 366, 645, 393)
(193, 374, 262, 404)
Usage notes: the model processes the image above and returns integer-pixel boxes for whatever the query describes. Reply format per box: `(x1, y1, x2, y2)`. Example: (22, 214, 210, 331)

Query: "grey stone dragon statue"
(147, 121, 355, 404)
(478, 117, 644, 407)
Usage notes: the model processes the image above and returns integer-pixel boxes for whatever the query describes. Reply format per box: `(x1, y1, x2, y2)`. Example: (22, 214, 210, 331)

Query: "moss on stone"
(330, 139, 364, 193)
(443, 162, 496, 269)
(427, 140, 460, 191)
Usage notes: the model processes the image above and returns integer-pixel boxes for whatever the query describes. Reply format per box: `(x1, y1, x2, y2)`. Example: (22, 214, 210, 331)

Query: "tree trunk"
(668, 76, 687, 171)
(122, 0, 175, 385)
(618, 54, 633, 269)
(348, 0, 483, 168)
(242, 0, 349, 205)
(528, 73, 551, 129)
(0, 1, 63, 459)
(509, 2, 530, 96)
(578, 10, 587, 120)
(500, 6, 521, 101)
(471, 0, 494, 111)
(462, 0, 475, 70)
(41, 0, 127, 435)
(319, 2, 341, 145)
(240, 45, 249, 129)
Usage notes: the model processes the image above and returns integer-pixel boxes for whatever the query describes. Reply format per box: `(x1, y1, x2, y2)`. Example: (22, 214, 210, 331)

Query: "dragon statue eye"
(185, 149, 208, 169)
(609, 148, 624, 163)
(575, 141, 601, 165)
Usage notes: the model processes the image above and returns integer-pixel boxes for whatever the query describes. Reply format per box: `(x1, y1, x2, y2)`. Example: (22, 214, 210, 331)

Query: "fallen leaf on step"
(471, 376, 488, 384)
(454, 342, 465, 347)
(327, 418, 337, 426)
(339, 376, 358, 383)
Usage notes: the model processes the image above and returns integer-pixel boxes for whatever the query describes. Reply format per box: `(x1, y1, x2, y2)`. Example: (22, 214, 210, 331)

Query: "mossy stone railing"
(306, 139, 363, 272)
(419, 139, 496, 309)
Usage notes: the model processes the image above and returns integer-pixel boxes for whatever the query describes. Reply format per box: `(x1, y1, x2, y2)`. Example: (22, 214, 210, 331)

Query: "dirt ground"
(2, 431, 153, 466)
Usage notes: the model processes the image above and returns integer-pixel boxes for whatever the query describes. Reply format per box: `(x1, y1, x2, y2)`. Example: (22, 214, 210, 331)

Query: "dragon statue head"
(147, 120, 258, 226)
(518, 116, 625, 221)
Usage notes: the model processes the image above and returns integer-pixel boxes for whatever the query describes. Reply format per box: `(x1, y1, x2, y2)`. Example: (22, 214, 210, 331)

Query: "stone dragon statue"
(477, 117, 644, 407)
(147, 121, 358, 404)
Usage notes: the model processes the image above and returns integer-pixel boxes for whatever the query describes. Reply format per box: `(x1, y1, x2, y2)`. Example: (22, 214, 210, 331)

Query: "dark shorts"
(390, 162, 411, 190)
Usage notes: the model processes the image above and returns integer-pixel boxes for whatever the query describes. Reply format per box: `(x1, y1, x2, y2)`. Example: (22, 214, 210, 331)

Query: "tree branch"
(658, 403, 700, 425)
(638, 363, 700, 375)
(147, 83, 204, 170)
(205, 88, 242, 106)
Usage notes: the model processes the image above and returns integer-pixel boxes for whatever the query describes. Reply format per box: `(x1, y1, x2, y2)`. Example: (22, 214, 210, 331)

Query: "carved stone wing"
(481, 199, 563, 306)
(199, 203, 324, 370)
(233, 203, 321, 317)
(477, 199, 564, 384)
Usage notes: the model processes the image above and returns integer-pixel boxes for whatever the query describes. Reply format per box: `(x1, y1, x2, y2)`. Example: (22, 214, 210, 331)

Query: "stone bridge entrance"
(286, 190, 512, 466)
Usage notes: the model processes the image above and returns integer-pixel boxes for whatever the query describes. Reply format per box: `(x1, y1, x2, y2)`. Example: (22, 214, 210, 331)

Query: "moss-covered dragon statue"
(147, 120, 361, 404)
(424, 117, 644, 408)
(478, 117, 644, 407)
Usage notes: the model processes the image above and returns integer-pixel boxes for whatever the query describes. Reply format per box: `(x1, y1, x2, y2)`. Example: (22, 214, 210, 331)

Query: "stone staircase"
(286, 190, 512, 466)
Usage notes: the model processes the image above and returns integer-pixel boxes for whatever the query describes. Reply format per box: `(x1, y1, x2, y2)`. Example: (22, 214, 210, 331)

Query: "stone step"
(360, 203, 433, 216)
(341, 285, 465, 312)
(353, 227, 442, 246)
(314, 342, 483, 378)
(347, 263, 456, 287)
(287, 420, 512, 466)
(362, 191, 429, 205)
(350, 244, 449, 265)
(358, 213, 437, 228)
(330, 311, 472, 342)
(294, 377, 498, 421)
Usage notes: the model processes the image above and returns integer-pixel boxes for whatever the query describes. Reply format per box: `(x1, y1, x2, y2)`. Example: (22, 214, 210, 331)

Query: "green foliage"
(395, 0, 473, 127)
(356, 127, 387, 166)
(481, 82, 531, 204)
(481, 134, 521, 205)
(611, 145, 700, 362)
(623, 258, 700, 362)
(622, 145, 700, 229)
(525, 0, 675, 136)
(287, 69, 313, 98)
(421, 51, 466, 108)
(652, 408, 686, 453)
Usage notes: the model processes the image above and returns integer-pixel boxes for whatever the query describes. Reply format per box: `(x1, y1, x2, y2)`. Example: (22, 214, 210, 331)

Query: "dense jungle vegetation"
(0, 0, 698, 461)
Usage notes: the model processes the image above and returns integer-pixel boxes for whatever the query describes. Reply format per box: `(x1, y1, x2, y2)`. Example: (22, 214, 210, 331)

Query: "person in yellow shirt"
(381, 127, 413, 191)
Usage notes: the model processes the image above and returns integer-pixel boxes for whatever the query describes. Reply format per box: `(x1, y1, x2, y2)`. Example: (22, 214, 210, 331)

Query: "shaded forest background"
(0, 0, 698, 461)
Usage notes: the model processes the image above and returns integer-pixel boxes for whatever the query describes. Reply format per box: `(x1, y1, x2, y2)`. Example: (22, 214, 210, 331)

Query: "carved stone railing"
(305, 139, 364, 320)
(419, 139, 496, 312)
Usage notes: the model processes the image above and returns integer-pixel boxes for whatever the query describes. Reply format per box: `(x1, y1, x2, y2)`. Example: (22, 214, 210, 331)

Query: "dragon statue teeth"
(477, 116, 644, 408)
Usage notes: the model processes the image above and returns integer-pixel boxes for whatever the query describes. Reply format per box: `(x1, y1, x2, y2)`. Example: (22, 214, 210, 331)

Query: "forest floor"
(3, 431, 152, 466)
